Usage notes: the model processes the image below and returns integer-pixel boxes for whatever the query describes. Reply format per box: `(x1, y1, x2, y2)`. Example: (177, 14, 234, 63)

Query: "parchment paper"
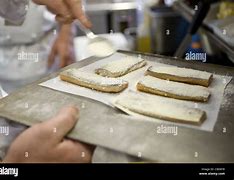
(40, 53, 232, 132)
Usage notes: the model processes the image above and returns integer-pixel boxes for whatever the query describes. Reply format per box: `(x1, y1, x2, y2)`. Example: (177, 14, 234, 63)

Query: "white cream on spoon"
(87, 39, 115, 57)
(75, 20, 116, 57)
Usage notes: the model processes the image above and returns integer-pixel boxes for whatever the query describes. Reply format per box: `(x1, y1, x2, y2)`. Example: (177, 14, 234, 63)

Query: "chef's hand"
(3, 106, 95, 163)
(48, 24, 75, 68)
(32, 0, 91, 27)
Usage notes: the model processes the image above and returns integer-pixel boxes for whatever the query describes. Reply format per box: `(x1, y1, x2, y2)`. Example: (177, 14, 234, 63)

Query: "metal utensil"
(75, 20, 116, 57)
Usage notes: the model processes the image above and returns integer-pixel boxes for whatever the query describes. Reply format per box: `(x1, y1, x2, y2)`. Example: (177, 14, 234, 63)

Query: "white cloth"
(0, 118, 27, 160)
(0, 2, 56, 81)
(0, 0, 29, 25)
(0, 2, 55, 46)
(0, 32, 55, 81)
(0, 86, 27, 160)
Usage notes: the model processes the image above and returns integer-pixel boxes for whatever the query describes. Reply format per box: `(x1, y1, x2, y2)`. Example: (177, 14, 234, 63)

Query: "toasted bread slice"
(146, 66, 213, 87)
(60, 69, 128, 93)
(137, 76, 210, 102)
(113, 91, 206, 125)
(95, 56, 147, 77)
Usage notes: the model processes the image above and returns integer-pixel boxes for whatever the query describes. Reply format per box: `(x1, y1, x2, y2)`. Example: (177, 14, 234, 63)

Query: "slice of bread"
(95, 56, 147, 77)
(113, 91, 206, 125)
(137, 76, 210, 102)
(146, 66, 213, 87)
(60, 69, 128, 93)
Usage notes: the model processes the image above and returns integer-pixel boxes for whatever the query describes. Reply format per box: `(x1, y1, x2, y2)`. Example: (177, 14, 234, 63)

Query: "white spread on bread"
(138, 76, 210, 100)
(114, 91, 206, 125)
(96, 56, 147, 77)
(65, 69, 127, 86)
(148, 66, 212, 81)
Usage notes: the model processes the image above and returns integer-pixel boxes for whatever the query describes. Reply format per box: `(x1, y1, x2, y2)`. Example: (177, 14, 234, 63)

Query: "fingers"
(68, 50, 75, 65)
(63, 0, 92, 28)
(46, 6, 57, 15)
(58, 139, 95, 163)
(42, 106, 79, 143)
(58, 41, 74, 68)
(34, 0, 92, 26)
(48, 45, 56, 68)
(48, 40, 72, 68)
(58, 50, 69, 68)
(51, 1, 73, 21)
(56, 15, 74, 24)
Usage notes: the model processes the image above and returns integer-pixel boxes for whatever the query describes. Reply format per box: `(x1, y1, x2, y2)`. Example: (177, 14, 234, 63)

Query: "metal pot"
(149, 5, 189, 55)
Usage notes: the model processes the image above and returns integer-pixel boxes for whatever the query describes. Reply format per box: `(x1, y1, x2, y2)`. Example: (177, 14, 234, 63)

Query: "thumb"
(48, 44, 57, 68)
(44, 106, 79, 142)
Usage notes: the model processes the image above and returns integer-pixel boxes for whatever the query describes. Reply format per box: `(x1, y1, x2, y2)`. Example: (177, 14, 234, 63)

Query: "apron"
(0, 2, 56, 92)
(0, 0, 29, 25)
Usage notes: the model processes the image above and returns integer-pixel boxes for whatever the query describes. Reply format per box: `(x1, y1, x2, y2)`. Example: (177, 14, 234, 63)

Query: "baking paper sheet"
(40, 53, 232, 132)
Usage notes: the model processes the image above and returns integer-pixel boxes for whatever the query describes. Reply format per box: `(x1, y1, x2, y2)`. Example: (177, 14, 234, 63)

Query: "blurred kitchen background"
(75, 0, 234, 66)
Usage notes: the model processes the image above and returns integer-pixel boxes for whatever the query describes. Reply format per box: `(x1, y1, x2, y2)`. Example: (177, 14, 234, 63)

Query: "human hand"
(3, 106, 95, 163)
(48, 24, 75, 68)
(33, 0, 91, 27)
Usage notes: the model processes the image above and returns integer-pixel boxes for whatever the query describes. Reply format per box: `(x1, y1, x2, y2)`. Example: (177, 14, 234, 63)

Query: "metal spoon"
(75, 20, 116, 57)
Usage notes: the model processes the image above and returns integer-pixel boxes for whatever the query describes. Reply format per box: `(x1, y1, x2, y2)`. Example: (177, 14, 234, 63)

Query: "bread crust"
(60, 72, 128, 93)
(95, 59, 147, 77)
(146, 66, 213, 87)
(114, 91, 206, 125)
(137, 83, 209, 102)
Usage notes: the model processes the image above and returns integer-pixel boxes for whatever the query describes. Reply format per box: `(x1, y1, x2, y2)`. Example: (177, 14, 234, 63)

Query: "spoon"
(75, 20, 116, 57)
